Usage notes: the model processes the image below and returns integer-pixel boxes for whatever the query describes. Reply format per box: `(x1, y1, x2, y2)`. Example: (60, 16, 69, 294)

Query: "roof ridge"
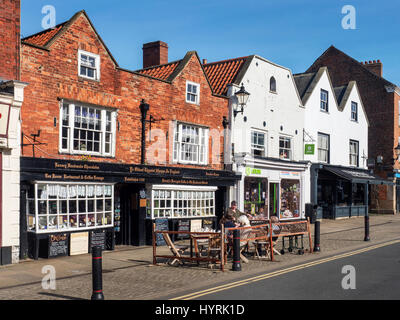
(135, 59, 182, 73)
(204, 56, 249, 66)
(21, 21, 68, 41)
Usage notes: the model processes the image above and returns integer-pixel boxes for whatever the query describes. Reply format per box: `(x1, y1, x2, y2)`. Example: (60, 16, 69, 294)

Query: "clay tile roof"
(22, 22, 67, 47)
(136, 61, 181, 81)
(203, 56, 249, 96)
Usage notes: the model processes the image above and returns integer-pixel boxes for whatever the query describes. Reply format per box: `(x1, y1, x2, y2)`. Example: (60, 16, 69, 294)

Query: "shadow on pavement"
(38, 292, 87, 300)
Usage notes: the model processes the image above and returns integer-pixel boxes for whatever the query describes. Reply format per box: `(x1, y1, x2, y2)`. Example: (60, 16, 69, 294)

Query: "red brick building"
(306, 46, 400, 214)
(19, 10, 237, 259)
(0, 0, 27, 264)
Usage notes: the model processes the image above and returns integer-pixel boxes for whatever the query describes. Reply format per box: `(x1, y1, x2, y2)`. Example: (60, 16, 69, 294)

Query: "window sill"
(59, 151, 115, 159)
(78, 75, 100, 83)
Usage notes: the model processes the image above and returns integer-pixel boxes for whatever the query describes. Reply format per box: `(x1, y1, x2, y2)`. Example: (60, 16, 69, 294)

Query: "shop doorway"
(269, 183, 279, 217)
(115, 184, 143, 246)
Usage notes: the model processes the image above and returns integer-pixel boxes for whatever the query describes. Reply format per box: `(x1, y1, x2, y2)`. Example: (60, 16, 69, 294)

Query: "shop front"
(311, 164, 394, 220)
(20, 157, 240, 259)
(236, 158, 310, 221)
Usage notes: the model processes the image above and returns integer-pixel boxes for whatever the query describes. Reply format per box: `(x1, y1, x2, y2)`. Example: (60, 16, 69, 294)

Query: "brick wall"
(307, 47, 397, 176)
(0, 0, 20, 80)
(20, 13, 228, 171)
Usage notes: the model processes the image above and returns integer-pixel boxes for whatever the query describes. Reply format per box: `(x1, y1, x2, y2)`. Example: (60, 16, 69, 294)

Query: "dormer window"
(351, 101, 358, 121)
(186, 81, 200, 105)
(78, 50, 100, 81)
(270, 77, 277, 93)
(320, 89, 329, 112)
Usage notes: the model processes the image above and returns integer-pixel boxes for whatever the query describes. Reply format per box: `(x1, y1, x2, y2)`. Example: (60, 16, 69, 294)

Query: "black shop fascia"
(20, 157, 240, 259)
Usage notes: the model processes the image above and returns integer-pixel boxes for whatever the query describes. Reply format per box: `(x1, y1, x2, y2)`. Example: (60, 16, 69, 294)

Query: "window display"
(27, 183, 114, 233)
(149, 188, 216, 219)
(280, 179, 300, 220)
(244, 178, 268, 216)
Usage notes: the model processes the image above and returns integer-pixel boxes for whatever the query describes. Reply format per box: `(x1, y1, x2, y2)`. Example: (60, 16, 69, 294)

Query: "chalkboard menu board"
(90, 230, 107, 251)
(177, 220, 190, 239)
(49, 234, 69, 258)
(155, 219, 169, 246)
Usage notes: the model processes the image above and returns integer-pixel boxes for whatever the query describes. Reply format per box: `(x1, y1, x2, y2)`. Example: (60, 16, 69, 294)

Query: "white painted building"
(294, 67, 387, 219)
(205, 55, 310, 221)
(0, 80, 27, 264)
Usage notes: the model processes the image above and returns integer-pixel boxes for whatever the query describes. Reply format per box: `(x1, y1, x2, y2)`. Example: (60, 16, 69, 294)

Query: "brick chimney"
(361, 59, 383, 77)
(0, 0, 21, 80)
(142, 41, 168, 69)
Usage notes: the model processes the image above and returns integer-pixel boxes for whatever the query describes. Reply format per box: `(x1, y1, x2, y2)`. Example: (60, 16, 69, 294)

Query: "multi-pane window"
(351, 102, 358, 121)
(173, 123, 208, 165)
(279, 137, 292, 160)
(60, 101, 116, 157)
(321, 89, 329, 112)
(251, 131, 266, 157)
(26, 183, 114, 233)
(78, 50, 100, 81)
(150, 189, 216, 219)
(318, 133, 330, 163)
(186, 81, 200, 104)
(350, 140, 359, 167)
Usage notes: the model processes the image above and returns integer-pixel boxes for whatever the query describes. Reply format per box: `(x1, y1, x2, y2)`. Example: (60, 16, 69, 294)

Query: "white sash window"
(173, 123, 208, 165)
(60, 101, 116, 157)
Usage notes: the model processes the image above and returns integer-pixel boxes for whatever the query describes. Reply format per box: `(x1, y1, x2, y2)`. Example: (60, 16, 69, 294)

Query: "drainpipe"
(139, 99, 150, 165)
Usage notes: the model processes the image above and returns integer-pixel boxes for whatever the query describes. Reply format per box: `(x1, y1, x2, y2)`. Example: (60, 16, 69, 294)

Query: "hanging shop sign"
(304, 144, 315, 155)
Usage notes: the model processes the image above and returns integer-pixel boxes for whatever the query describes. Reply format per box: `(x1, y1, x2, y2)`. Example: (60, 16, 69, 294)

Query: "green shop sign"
(245, 167, 262, 176)
(304, 144, 315, 155)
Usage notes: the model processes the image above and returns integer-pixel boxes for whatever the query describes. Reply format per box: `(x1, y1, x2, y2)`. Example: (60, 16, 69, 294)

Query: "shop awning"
(324, 167, 394, 185)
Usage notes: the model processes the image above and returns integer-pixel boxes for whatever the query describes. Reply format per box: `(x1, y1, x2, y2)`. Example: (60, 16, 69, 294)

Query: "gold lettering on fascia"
(124, 177, 146, 183)
(161, 178, 209, 185)
(54, 162, 100, 170)
(44, 173, 105, 182)
(205, 172, 220, 177)
(129, 167, 181, 175)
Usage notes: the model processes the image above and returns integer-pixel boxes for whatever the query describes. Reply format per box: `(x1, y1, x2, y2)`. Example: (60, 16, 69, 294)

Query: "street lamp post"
(234, 83, 250, 118)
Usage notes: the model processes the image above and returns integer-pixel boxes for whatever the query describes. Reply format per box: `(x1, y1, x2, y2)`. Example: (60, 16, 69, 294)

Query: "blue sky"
(21, 0, 400, 84)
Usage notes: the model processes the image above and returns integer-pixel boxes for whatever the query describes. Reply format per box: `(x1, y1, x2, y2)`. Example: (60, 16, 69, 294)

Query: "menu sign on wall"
(48, 234, 69, 258)
(70, 232, 89, 256)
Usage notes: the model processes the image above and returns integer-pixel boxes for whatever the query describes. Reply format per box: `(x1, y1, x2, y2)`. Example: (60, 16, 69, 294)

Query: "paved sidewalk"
(0, 214, 399, 300)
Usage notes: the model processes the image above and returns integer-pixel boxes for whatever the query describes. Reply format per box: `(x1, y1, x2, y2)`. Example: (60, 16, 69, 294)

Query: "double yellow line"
(170, 239, 400, 300)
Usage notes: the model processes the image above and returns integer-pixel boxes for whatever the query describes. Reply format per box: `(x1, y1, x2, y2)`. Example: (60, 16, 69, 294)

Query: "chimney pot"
(202, 59, 208, 65)
(142, 41, 169, 69)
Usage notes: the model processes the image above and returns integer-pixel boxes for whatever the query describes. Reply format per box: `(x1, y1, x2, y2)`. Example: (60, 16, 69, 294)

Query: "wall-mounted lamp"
(234, 83, 250, 118)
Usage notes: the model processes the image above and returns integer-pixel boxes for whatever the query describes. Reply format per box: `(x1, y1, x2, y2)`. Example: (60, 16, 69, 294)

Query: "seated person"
(256, 207, 268, 220)
(237, 215, 252, 239)
(270, 216, 281, 241)
(225, 201, 244, 222)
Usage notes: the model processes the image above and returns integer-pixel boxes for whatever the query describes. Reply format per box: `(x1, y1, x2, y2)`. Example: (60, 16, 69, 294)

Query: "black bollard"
(364, 215, 370, 242)
(91, 246, 105, 300)
(232, 229, 241, 272)
(314, 221, 321, 252)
